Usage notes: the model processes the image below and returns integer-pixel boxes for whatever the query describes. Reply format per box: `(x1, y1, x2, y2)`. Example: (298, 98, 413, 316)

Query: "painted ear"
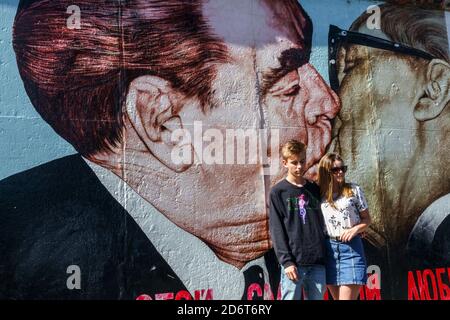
(414, 59, 450, 121)
(125, 75, 193, 172)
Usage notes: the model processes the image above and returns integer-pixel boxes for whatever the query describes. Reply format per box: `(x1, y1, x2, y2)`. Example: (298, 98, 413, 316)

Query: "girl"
(318, 153, 372, 300)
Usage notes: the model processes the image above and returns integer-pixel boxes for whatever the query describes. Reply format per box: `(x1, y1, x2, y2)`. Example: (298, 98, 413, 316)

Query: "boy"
(269, 140, 326, 300)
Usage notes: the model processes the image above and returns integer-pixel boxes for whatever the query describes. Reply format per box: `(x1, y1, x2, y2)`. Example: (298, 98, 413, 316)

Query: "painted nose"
(301, 64, 340, 126)
(297, 64, 341, 179)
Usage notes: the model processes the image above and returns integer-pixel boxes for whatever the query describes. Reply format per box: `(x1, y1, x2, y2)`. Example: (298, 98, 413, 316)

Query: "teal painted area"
(0, 0, 76, 180)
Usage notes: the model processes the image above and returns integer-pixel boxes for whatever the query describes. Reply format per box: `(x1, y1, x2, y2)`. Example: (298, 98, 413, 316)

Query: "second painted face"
(330, 23, 449, 247)
(143, 0, 340, 267)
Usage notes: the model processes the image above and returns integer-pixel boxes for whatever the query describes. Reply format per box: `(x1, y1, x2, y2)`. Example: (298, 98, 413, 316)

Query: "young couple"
(269, 140, 372, 300)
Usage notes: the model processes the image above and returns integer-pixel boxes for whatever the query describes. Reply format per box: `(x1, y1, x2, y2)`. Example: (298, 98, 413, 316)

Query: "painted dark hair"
(350, 3, 448, 63)
(13, 0, 229, 156)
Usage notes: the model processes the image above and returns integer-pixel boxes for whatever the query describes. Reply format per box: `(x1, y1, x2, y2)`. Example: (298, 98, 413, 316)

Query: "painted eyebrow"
(261, 47, 309, 96)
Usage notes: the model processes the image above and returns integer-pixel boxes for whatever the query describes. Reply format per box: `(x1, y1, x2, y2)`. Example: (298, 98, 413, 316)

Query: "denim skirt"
(325, 235, 367, 286)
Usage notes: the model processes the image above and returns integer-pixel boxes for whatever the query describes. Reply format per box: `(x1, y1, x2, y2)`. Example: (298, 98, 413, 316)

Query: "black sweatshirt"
(269, 179, 326, 268)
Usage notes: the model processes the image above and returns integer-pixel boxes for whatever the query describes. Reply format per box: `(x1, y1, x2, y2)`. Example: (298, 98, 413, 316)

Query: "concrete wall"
(1, 0, 449, 300)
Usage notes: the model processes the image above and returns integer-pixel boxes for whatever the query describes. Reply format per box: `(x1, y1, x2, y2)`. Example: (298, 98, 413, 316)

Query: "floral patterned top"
(320, 183, 368, 238)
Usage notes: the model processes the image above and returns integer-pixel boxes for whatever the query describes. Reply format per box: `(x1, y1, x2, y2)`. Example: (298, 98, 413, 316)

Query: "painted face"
(330, 24, 447, 247)
(283, 152, 307, 180)
(150, 0, 340, 267)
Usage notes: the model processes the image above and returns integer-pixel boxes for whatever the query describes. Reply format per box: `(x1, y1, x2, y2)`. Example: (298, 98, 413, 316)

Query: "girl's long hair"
(318, 153, 353, 208)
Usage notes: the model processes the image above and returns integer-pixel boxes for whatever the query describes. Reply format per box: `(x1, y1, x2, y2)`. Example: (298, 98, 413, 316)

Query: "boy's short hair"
(281, 140, 306, 160)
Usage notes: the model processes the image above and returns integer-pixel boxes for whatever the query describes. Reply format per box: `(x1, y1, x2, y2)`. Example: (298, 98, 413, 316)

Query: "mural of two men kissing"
(0, 0, 448, 299)
(330, 2, 450, 299)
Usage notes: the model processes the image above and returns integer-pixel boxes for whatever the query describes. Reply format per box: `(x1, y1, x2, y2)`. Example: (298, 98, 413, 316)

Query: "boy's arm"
(269, 191, 295, 268)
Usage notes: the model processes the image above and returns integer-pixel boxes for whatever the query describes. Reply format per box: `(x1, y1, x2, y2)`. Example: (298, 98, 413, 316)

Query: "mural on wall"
(0, 0, 339, 299)
(328, 3, 450, 299)
(0, 0, 448, 300)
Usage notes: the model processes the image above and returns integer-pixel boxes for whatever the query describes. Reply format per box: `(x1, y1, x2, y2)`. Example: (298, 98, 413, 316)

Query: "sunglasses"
(328, 24, 435, 93)
(331, 166, 347, 174)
